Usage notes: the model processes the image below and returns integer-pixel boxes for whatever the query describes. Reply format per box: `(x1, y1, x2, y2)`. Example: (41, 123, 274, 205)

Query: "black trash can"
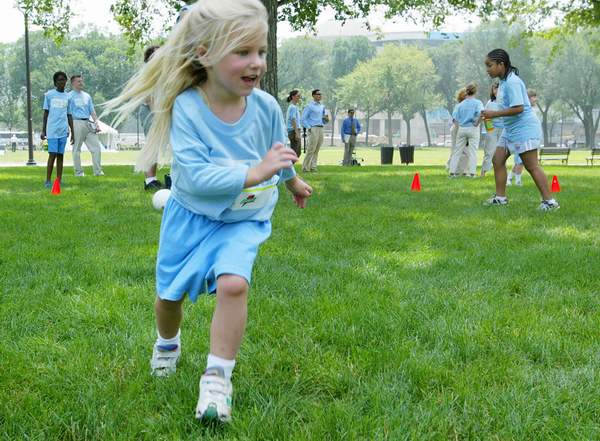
(398, 144, 415, 164)
(380, 145, 394, 165)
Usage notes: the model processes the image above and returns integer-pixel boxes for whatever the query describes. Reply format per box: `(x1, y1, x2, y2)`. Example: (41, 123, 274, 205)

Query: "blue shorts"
(156, 197, 272, 302)
(47, 137, 68, 154)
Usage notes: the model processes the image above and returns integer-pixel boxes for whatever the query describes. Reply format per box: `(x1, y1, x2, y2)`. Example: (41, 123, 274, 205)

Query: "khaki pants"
(481, 128, 500, 172)
(72, 119, 103, 175)
(302, 126, 323, 172)
(449, 126, 480, 175)
(342, 135, 357, 166)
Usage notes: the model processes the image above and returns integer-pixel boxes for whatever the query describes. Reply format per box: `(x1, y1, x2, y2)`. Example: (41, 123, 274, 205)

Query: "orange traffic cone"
(51, 178, 61, 195)
(550, 175, 560, 193)
(410, 173, 421, 192)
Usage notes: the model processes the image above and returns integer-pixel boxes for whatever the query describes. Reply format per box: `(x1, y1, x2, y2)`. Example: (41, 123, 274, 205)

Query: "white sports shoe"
(483, 194, 508, 206)
(150, 344, 180, 377)
(195, 367, 233, 424)
(538, 200, 560, 211)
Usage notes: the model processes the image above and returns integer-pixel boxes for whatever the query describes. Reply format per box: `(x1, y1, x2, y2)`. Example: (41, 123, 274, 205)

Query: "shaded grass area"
(1, 165, 600, 440)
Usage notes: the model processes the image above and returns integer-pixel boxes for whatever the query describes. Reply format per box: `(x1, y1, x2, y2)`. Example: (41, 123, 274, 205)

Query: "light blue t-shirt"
(68, 90, 95, 119)
(286, 103, 300, 132)
(497, 72, 541, 141)
(452, 97, 484, 127)
(42, 89, 71, 139)
(301, 101, 326, 128)
(170, 87, 296, 223)
(485, 99, 504, 129)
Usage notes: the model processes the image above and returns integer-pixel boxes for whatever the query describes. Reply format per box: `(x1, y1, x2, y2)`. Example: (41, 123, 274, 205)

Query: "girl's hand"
(481, 110, 497, 119)
(246, 143, 298, 187)
(285, 176, 312, 208)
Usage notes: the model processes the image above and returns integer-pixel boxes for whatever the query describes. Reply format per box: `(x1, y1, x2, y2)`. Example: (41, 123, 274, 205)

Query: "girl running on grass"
(106, 0, 312, 424)
(481, 49, 559, 210)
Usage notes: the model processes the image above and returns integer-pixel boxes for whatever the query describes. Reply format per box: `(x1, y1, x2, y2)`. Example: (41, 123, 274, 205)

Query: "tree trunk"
(365, 111, 370, 145)
(539, 104, 550, 146)
(329, 106, 337, 146)
(420, 109, 431, 147)
(404, 116, 411, 145)
(261, 0, 278, 98)
(387, 110, 393, 145)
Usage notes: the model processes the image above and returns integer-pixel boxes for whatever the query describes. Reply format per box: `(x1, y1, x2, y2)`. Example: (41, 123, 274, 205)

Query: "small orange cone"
(51, 178, 61, 195)
(410, 173, 421, 192)
(551, 175, 560, 193)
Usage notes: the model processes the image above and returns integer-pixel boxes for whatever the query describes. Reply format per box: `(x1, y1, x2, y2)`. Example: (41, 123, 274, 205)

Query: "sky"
(1, 0, 480, 44)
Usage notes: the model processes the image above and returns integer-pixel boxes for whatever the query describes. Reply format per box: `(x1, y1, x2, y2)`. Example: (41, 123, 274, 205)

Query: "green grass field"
(1, 163, 600, 440)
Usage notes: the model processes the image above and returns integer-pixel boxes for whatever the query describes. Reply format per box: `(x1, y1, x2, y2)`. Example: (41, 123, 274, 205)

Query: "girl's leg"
(155, 297, 184, 339)
(520, 150, 552, 200)
(46, 153, 56, 182)
(210, 274, 248, 359)
(56, 154, 64, 181)
(492, 148, 509, 197)
(449, 129, 467, 175)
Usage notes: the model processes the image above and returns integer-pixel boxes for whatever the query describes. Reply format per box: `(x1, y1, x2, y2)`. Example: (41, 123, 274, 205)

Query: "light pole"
(17, 4, 36, 165)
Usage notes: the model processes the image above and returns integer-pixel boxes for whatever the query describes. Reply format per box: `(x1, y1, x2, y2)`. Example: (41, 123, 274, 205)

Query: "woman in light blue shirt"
(448, 83, 483, 177)
(285, 90, 302, 157)
(482, 48, 559, 210)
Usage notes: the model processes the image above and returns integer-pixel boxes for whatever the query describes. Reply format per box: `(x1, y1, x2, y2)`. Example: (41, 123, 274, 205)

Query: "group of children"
(448, 50, 559, 211)
(105, 0, 562, 427)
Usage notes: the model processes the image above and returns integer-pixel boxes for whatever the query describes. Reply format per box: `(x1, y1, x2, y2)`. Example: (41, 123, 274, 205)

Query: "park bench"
(586, 148, 600, 165)
(539, 147, 570, 165)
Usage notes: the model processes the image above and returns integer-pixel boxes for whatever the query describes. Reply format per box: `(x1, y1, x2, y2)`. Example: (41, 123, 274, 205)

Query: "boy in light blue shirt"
(41, 71, 73, 188)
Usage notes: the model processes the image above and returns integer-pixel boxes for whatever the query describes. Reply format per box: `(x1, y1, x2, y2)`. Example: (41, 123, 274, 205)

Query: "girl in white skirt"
(106, 0, 312, 424)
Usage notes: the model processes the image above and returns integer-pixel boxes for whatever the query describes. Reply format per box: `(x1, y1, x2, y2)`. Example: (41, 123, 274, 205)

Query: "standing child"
(41, 71, 73, 188)
(482, 49, 559, 210)
(448, 83, 483, 178)
(106, 0, 312, 424)
(506, 89, 539, 186)
(285, 90, 302, 157)
(481, 82, 503, 177)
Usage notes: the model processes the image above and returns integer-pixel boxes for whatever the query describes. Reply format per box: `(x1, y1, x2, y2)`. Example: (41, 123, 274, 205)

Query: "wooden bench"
(539, 147, 570, 165)
(586, 148, 600, 165)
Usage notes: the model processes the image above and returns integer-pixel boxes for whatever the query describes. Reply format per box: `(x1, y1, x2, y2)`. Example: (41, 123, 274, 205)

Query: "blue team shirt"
(341, 117, 361, 136)
(68, 90, 95, 119)
(42, 89, 71, 139)
(286, 103, 300, 132)
(497, 72, 541, 141)
(301, 101, 326, 128)
(452, 97, 484, 127)
(485, 99, 504, 129)
(169, 88, 296, 223)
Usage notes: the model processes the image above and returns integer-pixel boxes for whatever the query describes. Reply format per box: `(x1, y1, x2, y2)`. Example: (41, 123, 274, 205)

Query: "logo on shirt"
(240, 194, 256, 207)
(51, 98, 68, 108)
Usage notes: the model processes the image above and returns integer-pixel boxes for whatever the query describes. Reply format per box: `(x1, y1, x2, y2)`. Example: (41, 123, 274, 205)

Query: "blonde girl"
(106, 0, 312, 424)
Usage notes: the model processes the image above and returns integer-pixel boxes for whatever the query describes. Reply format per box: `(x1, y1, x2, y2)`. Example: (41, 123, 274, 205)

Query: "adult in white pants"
(481, 83, 503, 176)
(69, 75, 104, 176)
(448, 83, 483, 177)
(301, 89, 328, 172)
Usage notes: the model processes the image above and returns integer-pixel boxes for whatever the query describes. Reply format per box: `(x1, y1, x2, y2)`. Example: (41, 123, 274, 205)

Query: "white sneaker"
(483, 194, 508, 206)
(150, 344, 180, 377)
(195, 367, 233, 424)
(94, 171, 105, 176)
(515, 180, 523, 186)
(538, 200, 560, 211)
(506, 178, 512, 186)
(75, 171, 85, 177)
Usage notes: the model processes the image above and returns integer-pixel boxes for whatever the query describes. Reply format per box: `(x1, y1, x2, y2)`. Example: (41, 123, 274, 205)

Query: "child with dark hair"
(482, 49, 558, 210)
(285, 90, 302, 157)
(41, 71, 73, 188)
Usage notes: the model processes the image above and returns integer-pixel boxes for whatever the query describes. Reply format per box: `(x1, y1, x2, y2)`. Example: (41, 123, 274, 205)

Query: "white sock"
(507, 171, 513, 180)
(496, 195, 507, 200)
(206, 353, 236, 380)
(546, 198, 556, 203)
(156, 329, 180, 349)
(145, 176, 157, 185)
(514, 173, 522, 183)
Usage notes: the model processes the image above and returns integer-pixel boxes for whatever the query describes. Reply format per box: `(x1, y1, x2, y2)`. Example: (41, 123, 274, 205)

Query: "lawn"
(1, 164, 599, 440)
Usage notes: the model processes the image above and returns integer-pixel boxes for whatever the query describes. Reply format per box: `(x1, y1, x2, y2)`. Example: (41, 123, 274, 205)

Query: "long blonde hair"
(104, 0, 268, 172)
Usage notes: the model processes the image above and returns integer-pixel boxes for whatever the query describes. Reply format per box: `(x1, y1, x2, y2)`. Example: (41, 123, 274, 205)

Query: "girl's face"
(485, 57, 505, 79)
(292, 93, 301, 104)
(208, 33, 267, 98)
(529, 95, 538, 106)
(54, 76, 67, 91)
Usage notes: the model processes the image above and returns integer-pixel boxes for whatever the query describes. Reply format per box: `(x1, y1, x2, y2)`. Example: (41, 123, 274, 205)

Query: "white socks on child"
(157, 330, 180, 348)
(207, 353, 236, 380)
(145, 176, 158, 185)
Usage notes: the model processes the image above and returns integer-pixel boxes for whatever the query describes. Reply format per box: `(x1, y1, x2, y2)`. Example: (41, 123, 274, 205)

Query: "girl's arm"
(482, 105, 523, 119)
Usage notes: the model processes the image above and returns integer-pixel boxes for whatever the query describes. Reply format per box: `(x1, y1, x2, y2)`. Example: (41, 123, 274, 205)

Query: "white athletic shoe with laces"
(483, 194, 508, 206)
(195, 367, 233, 424)
(538, 199, 560, 211)
(150, 344, 180, 377)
